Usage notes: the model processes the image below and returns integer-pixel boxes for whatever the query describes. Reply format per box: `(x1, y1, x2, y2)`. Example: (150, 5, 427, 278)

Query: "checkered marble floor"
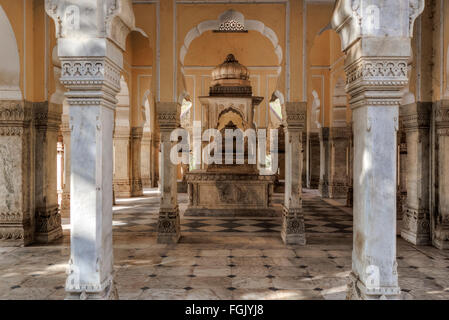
(2, 188, 449, 300)
(112, 189, 352, 236)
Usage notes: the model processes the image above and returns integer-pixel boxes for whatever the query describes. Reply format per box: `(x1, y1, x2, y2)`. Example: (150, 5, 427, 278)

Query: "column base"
(319, 180, 329, 198)
(308, 178, 319, 189)
(131, 178, 143, 197)
(65, 279, 119, 300)
(346, 272, 401, 300)
(61, 192, 70, 219)
(113, 179, 133, 198)
(346, 186, 353, 207)
(157, 206, 181, 244)
(433, 225, 449, 250)
(141, 177, 151, 188)
(35, 206, 63, 244)
(329, 183, 347, 199)
(401, 207, 430, 246)
(281, 206, 306, 245)
(0, 225, 33, 247)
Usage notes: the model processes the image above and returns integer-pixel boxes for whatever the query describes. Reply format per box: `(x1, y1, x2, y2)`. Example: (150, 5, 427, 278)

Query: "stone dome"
(211, 54, 250, 87)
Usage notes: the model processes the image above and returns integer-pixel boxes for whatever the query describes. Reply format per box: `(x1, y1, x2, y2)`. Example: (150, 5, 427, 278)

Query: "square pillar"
(60, 42, 122, 300)
(433, 100, 449, 249)
(156, 102, 180, 244)
(346, 124, 354, 207)
(0, 101, 34, 245)
(33, 102, 63, 243)
(113, 130, 132, 198)
(329, 127, 349, 199)
(141, 131, 152, 187)
(61, 114, 71, 219)
(319, 127, 330, 198)
(131, 127, 143, 196)
(308, 132, 320, 189)
(400, 102, 431, 245)
(281, 102, 306, 245)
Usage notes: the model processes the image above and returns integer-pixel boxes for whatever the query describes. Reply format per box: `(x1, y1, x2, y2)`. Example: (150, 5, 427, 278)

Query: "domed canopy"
(211, 54, 251, 87)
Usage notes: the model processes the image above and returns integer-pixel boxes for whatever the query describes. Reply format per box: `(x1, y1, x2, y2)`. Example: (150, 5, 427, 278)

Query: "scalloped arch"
(180, 10, 283, 68)
(0, 5, 22, 100)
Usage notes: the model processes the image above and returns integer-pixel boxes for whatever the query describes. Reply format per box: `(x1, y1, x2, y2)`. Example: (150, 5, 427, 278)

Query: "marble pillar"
(0, 101, 34, 245)
(302, 132, 307, 188)
(152, 135, 160, 188)
(397, 121, 407, 220)
(332, 0, 424, 300)
(156, 102, 180, 244)
(141, 131, 152, 187)
(281, 102, 306, 245)
(131, 127, 143, 197)
(113, 129, 132, 198)
(346, 124, 353, 207)
(59, 40, 123, 300)
(433, 100, 449, 249)
(308, 132, 320, 189)
(329, 127, 349, 199)
(33, 102, 63, 243)
(319, 127, 330, 198)
(61, 114, 71, 219)
(400, 102, 431, 245)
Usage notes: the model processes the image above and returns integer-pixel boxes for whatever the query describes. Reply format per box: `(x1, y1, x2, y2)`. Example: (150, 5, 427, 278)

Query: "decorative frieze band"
(345, 58, 409, 109)
(283, 102, 306, 131)
(60, 58, 122, 109)
(399, 102, 432, 132)
(156, 103, 180, 130)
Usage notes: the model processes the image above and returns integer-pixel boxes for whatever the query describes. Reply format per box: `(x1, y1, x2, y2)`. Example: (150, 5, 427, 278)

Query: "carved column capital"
(156, 102, 180, 132)
(282, 102, 306, 132)
(435, 100, 449, 136)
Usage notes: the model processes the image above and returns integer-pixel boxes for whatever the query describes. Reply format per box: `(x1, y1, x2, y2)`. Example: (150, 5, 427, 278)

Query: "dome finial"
(226, 54, 236, 62)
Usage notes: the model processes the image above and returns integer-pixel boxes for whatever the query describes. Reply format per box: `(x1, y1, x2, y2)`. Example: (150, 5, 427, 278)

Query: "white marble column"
(46, 0, 134, 300)
(61, 114, 71, 219)
(60, 42, 123, 299)
(434, 100, 449, 249)
(332, 0, 424, 300)
(156, 102, 180, 243)
(400, 102, 431, 245)
(319, 127, 330, 198)
(33, 102, 63, 243)
(281, 102, 306, 245)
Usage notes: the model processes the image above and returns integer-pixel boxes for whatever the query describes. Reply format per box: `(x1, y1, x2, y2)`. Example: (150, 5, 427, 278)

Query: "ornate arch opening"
(0, 5, 22, 100)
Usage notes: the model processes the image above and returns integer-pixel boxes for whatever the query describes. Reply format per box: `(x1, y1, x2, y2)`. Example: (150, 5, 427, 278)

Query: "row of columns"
(18, 0, 426, 300)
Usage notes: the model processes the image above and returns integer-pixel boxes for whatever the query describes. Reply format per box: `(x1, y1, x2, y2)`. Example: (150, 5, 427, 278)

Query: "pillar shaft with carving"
(61, 114, 71, 219)
(346, 123, 353, 207)
(281, 102, 306, 245)
(0, 101, 33, 245)
(332, 0, 424, 300)
(131, 127, 143, 196)
(434, 100, 449, 249)
(156, 102, 180, 244)
(141, 131, 152, 187)
(34, 102, 63, 243)
(308, 132, 320, 189)
(319, 127, 330, 198)
(329, 127, 349, 199)
(59, 42, 122, 300)
(400, 102, 431, 245)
